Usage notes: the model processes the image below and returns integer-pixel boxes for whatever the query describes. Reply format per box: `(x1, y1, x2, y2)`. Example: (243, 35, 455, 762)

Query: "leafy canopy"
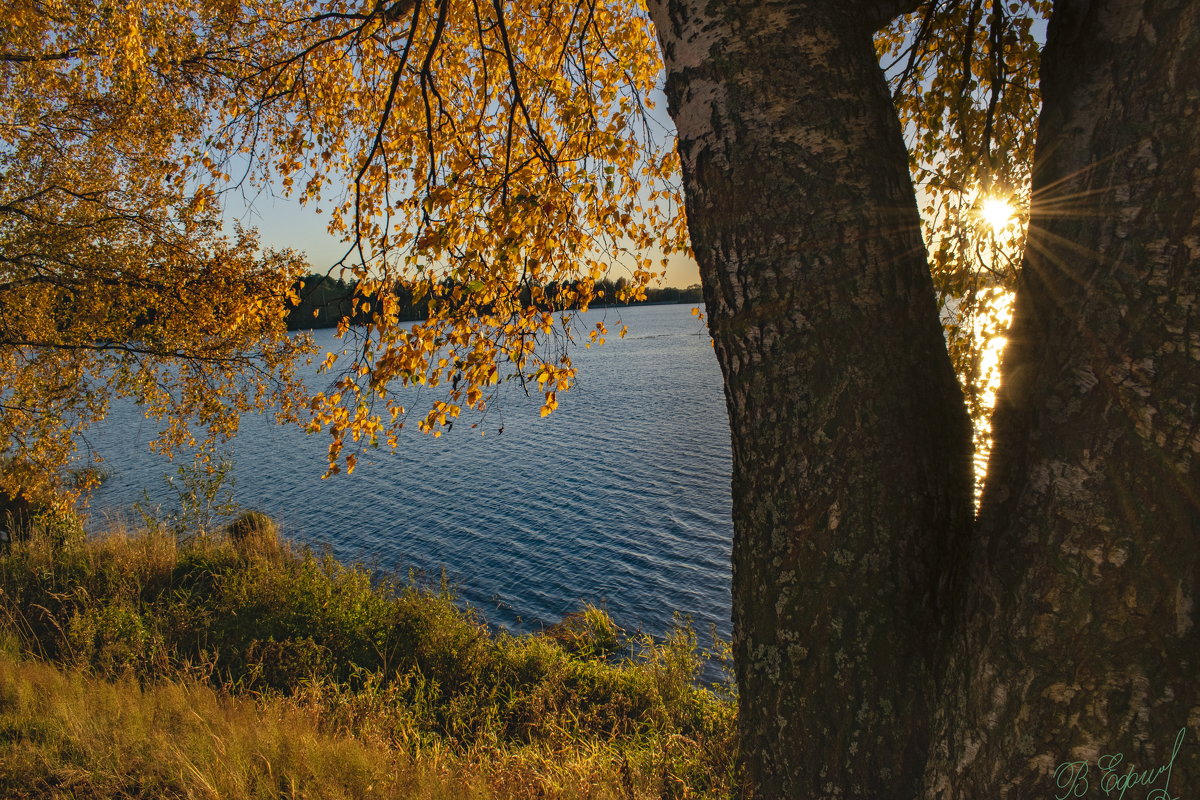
(1, 0, 1046, 498)
(208, 0, 685, 472)
(0, 0, 311, 506)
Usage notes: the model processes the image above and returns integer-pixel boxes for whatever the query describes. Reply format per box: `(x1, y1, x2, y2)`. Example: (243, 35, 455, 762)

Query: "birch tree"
(4, 1, 1197, 796)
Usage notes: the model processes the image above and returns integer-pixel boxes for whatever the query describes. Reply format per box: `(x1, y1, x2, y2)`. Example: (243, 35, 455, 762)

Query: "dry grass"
(0, 520, 739, 799)
(1, 650, 499, 798)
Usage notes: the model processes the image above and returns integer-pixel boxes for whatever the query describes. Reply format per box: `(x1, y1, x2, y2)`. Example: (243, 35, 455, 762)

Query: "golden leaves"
(210, 0, 684, 474)
(3, 0, 688, 492)
(0, 0, 315, 504)
(876, 0, 1048, 489)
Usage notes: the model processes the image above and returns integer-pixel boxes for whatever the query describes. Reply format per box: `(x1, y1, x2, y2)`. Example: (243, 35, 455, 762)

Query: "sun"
(978, 195, 1016, 236)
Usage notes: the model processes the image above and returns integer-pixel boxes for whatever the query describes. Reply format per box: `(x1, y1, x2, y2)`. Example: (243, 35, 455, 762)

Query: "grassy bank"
(0, 517, 738, 798)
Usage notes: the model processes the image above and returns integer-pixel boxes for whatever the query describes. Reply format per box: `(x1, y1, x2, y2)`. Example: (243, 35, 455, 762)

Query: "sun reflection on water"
(950, 183, 1026, 505)
(970, 289, 1015, 503)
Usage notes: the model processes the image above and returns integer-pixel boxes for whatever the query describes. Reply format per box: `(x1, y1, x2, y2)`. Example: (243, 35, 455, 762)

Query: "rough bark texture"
(647, 2, 974, 797)
(928, 0, 1200, 796)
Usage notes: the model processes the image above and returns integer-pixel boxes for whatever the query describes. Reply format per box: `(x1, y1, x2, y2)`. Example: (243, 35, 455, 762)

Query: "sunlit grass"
(0, 651, 453, 799)
(0, 648, 702, 799)
(0, 520, 739, 799)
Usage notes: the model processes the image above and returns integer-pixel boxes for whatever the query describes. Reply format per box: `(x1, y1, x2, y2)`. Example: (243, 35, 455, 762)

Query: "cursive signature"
(1054, 727, 1187, 800)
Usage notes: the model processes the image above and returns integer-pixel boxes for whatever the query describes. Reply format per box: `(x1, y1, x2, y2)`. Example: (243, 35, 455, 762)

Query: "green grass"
(0, 518, 738, 798)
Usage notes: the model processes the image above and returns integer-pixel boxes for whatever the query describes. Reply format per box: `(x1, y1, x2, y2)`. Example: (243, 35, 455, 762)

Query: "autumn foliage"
(2, 0, 1045, 500)
(0, 0, 311, 505)
(877, 0, 1048, 467)
(2, 0, 689, 498)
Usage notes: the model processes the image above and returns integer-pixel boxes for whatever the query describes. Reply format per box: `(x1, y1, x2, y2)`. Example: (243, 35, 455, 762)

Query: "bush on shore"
(0, 518, 738, 799)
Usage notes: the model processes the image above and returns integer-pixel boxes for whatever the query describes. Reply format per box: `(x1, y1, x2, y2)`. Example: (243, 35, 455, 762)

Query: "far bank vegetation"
(287, 273, 706, 331)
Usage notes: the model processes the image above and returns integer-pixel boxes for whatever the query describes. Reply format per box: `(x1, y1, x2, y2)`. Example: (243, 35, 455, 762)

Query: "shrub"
(226, 510, 281, 560)
(546, 605, 623, 659)
(67, 602, 158, 674)
(0, 490, 83, 551)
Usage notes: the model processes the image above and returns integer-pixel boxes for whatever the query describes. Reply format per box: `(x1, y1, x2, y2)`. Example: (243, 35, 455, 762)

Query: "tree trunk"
(928, 0, 1200, 795)
(647, 2, 974, 796)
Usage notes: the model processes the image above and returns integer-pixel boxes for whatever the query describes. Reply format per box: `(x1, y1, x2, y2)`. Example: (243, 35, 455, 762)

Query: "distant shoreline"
(286, 272, 705, 331)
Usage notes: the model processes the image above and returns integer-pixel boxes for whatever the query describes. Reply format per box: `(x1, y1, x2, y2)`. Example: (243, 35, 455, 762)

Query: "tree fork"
(928, 0, 1200, 795)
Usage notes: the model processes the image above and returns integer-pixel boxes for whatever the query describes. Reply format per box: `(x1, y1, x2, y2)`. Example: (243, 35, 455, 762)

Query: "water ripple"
(88, 304, 735, 645)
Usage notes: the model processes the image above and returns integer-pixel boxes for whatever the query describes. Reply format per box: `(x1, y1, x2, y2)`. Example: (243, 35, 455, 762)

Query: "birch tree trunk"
(647, 2, 974, 796)
(927, 0, 1200, 795)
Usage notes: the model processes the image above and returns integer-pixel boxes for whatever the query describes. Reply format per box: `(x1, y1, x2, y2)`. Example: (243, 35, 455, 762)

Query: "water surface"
(89, 304, 734, 643)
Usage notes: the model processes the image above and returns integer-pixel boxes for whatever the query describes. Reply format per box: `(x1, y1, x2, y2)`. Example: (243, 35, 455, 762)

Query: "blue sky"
(230, 186, 703, 287)
(220, 82, 703, 289)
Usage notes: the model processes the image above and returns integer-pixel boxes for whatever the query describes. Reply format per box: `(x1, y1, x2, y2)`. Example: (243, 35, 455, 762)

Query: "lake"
(87, 303, 734, 646)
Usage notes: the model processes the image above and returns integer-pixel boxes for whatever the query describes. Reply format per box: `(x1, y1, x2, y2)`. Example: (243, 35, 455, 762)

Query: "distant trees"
(286, 273, 704, 331)
(286, 273, 419, 330)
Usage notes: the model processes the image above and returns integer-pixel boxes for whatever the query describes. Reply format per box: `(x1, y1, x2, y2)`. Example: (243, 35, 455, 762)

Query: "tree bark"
(928, 0, 1200, 796)
(647, 2, 974, 796)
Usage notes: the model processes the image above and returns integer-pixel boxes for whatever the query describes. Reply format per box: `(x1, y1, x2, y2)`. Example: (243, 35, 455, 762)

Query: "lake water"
(87, 304, 735, 646)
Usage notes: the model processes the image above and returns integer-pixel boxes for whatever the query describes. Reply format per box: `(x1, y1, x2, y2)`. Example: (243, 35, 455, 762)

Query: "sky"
(221, 82, 703, 289)
(222, 13, 1047, 294)
(231, 187, 703, 287)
